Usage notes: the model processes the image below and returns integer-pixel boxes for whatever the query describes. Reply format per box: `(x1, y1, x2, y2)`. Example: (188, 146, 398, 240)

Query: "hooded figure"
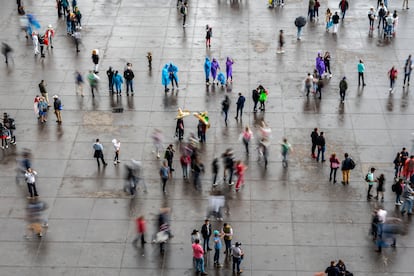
(316, 52, 325, 78)
(113, 71, 123, 95)
(204, 57, 211, 84)
(211, 58, 220, 83)
(226, 57, 234, 82)
(217, 72, 226, 86)
(162, 64, 171, 92)
(168, 62, 179, 89)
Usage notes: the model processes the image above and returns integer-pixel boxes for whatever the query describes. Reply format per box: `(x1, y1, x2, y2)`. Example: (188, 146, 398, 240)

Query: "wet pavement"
(0, 0, 414, 275)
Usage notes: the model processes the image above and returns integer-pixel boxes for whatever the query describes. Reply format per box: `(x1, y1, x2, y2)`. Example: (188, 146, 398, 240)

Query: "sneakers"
(395, 202, 402, 206)
(228, 182, 235, 186)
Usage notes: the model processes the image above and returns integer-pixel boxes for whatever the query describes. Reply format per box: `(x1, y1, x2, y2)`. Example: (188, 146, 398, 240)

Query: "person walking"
(221, 95, 230, 126)
(75, 71, 84, 96)
(305, 73, 313, 96)
(393, 178, 404, 206)
(341, 153, 354, 184)
(388, 66, 398, 92)
(235, 160, 247, 191)
(38, 80, 50, 106)
(308, 0, 315, 21)
(281, 138, 292, 168)
(339, 76, 348, 103)
(212, 158, 219, 186)
(226, 57, 234, 83)
(222, 223, 233, 255)
(91, 49, 99, 73)
(235, 93, 245, 120)
(368, 7, 376, 31)
(38, 97, 48, 123)
(329, 153, 340, 183)
(32, 32, 40, 56)
(92, 139, 107, 167)
(276, 29, 285, 54)
(25, 168, 39, 199)
(132, 216, 147, 246)
(192, 239, 208, 275)
(402, 0, 409, 9)
(338, 0, 349, 20)
(213, 230, 223, 267)
(241, 126, 253, 155)
(403, 54, 412, 88)
(164, 144, 175, 173)
(205, 25, 212, 48)
(160, 160, 170, 194)
(316, 132, 326, 162)
(52, 95, 62, 124)
(232, 242, 244, 274)
(323, 51, 332, 78)
(222, 149, 235, 186)
(325, 8, 332, 32)
(123, 64, 135, 96)
(106, 66, 114, 93)
(375, 174, 385, 202)
(400, 182, 414, 215)
(366, 167, 377, 200)
(87, 71, 100, 97)
(168, 62, 179, 90)
(180, 152, 191, 179)
(2, 42, 13, 64)
(113, 71, 123, 96)
(201, 219, 212, 252)
(73, 26, 81, 52)
(112, 139, 120, 165)
(325, 261, 340, 275)
(358, 59, 366, 86)
(332, 11, 340, 34)
(310, 128, 319, 159)
(180, 2, 188, 27)
(45, 24, 55, 49)
(402, 155, 414, 180)
(211, 58, 220, 84)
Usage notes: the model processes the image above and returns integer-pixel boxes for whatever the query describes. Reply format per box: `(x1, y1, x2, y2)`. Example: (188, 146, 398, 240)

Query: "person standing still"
(91, 49, 99, 73)
(92, 139, 107, 167)
(222, 223, 233, 255)
(388, 66, 398, 92)
(160, 160, 170, 194)
(316, 132, 326, 162)
(201, 219, 212, 252)
(276, 29, 285, 54)
(366, 167, 377, 200)
(124, 63, 135, 96)
(232, 242, 244, 274)
(221, 95, 230, 126)
(329, 153, 340, 183)
(25, 168, 39, 199)
(358, 59, 366, 86)
(192, 239, 208, 275)
(106, 67, 114, 93)
(332, 11, 340, 34)
(235, 93, 245, 120)
(112, 139, 120, 165)
(52, 95, 62, 124)
(339, 76, 348, 103)
(341, 153, 353, 184)
(310, 128, 319, 159)
(403, 55, 412, 88)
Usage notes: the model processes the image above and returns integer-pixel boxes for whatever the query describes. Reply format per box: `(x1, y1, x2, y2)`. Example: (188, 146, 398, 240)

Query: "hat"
(52, 95, 59, 99)
(176, 108, 191, 119)
(213, 230, 219, 235)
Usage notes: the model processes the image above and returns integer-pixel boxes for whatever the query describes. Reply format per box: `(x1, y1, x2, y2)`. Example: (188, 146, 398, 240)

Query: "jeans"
(181, 164, 189, 178)
(195, 257, 205, 273)
(329, 168, 338, 182)
(390, 78, 395, 89)
(401, 198, 413, 213)
(340, 89, 346, 101)
(253, 101, 258, 111)
(317, 146, 325, 161)
(236, 106, 243, 118)
(403, 73, 411, 85)
(161, 177, 168, 192)
(27, 182, 39, 197)
(232, 256, 242, 272)
(396, 194, 401, 204)
(358, 72, 365, 85)
(214, 248, 220, 264)
(203, 237, 210, 251)
(126, 79, 133, 93)
(297, 27, 302, 39)
(224, 239, 231, 253)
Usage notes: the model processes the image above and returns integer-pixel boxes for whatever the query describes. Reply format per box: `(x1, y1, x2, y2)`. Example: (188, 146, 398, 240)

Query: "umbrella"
(294, 16, 306, 27)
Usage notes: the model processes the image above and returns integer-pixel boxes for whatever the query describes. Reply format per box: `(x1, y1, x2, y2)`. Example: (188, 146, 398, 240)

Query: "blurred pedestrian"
(25, 168, 39, 199)
(87, 70, 100, 97)
(160, 160, 170, 194)
(305, 73, 313, 96)
(402, 0, 409, 9)
(147, 52, 152, 68)
(132, 216, 147, 246)
(75, 71, 84, 96)
(388, 65, 398, 92)
(2, 42, 13, 64)
(329, 153, 340, 183)
(222, 149, 235, 186)
(164, 144, 175, 173)
(308, 0, 315, 21)
(235, 160, 247, 191)
(204, 57, 211, 85)
(235, 92, 245, 120)
(339, 0, 349, 20)
(52, 95, 62, 124)
(226, 57, 234, 83)
(112, 139, 120, 165)
(180, 152, 191, 179)
(402, 155, 414, 180)
(181, 2, 188, 27)
(241, 126, 253, 155)
(193, 157, 204, 190)
(124, 63, 135, 95)
(212, 157, 219, 186)
(92, 138, 107, 167)
(73, 26, 81, 52)
(400, 181, 414, 215)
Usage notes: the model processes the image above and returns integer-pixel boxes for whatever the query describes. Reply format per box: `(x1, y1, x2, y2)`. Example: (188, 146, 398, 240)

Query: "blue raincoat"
(167, 63, 179, 83)
(162, 64, 170, 86)
(113, 73, 123, 92)
(204, 58, 211, 81)
(217, 72, 226, 85)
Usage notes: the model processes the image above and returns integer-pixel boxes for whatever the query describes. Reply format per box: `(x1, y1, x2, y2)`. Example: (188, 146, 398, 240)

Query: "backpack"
(180, 5, 185, 14)
(349, 158, 356, 170)
(7, 118, 16, 129)
(365, 173, 370, 182)
(378, 8, 385, 17)
(391, 183, 396, 192)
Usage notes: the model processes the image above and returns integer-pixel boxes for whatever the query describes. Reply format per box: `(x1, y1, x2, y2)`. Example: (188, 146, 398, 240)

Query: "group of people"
(204, 57, 234, 86)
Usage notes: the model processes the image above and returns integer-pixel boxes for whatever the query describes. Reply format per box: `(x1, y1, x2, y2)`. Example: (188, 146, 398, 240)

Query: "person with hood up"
(113, 71, 123, 96)
(204, 57, 211, 85)
(316, 52, 326, 78)
(211, 58, 220, 85)
(226, 57, 234, 83)
(168, 62, 179, 90)
(162, 64, 171, 92)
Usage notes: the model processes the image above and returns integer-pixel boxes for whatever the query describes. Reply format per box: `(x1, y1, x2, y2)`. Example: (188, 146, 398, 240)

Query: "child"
(213, 230, 223, 267)
(217, 72, 226, 87)
(277, 29, 285, 54)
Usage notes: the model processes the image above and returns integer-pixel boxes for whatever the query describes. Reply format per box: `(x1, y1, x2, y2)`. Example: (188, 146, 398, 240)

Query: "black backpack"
(379, 8, 385, 17)
(180, 5, 185, 14)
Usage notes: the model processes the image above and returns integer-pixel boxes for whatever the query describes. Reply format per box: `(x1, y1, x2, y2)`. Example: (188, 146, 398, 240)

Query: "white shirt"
(25, 171, 37, 184)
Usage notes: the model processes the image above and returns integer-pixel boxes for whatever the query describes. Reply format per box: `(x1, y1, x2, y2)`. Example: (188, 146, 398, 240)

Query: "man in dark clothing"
(2, 43, 12, 64)
(310, 128, 318, 159)
(325, 261, 340, 276)
(222, 149, 235, 185)
(106, 67, 114, 93)
(252, 89, 260, 112)
(201, 219, 212, 252)
(316, 132, 326, 162)
(339, 76, 348, 103)
(341, 153, 353, 184)
(38, 80, 50, 106)
(123, 64, 135, 96)
(235, 92, 246, 120)
(221, 96, 230, 126)
(164, 144, 175, 172)
(52, 95, 62, 124)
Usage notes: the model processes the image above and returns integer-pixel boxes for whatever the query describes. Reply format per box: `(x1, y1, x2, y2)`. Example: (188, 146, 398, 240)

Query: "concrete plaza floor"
(0, 0, 414, 275)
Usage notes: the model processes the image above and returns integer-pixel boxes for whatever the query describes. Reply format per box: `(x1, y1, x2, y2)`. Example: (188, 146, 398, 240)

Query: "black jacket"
(311, 131, 318, 144)
(124, 69, 135, 80)
(201, 223, 211, 238)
